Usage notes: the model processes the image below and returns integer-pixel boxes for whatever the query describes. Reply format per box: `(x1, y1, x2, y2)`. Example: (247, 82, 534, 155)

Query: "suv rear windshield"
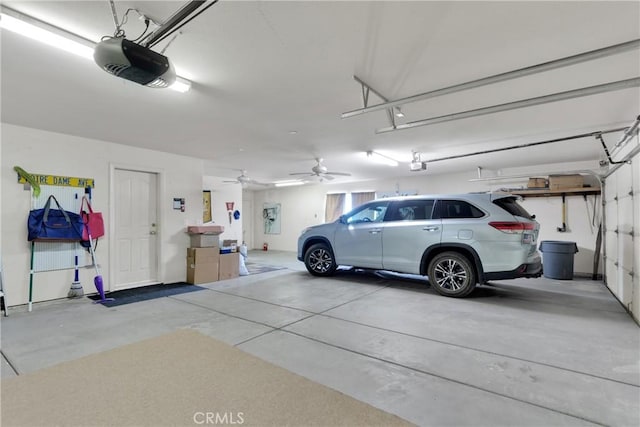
(493, 197, 534, 220)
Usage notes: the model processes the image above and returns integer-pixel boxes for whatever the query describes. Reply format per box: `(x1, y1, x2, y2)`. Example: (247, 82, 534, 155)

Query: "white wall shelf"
(505, 187, 601, 198)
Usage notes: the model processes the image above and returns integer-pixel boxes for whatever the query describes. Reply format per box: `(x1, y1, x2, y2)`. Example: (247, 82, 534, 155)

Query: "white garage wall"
(250, 160, 603, 275)
(251, 185, 328, 252)
(603, 135, 639, 322)
(516, 183, 603, 277)
(1, 124, 204, 307)
(202, 177, 243, 245)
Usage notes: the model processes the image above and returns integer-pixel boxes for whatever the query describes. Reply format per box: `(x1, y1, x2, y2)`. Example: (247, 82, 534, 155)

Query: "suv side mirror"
(338, 215, 347, 224)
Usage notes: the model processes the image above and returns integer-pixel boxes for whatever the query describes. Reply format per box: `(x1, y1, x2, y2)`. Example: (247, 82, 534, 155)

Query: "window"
(386, 199, 435, 221)
(325, 191, 376, 222)
(436, 200, 485, 219)
(345, 201, 389, 224)
(325, 193, 346, 222)
(351, 192, 376, 209)
(493, 197, 534, 220)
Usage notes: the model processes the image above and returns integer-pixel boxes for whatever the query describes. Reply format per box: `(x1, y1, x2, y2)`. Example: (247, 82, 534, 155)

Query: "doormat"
(245, 262, 287, 275)
(88, 283, 206, 308)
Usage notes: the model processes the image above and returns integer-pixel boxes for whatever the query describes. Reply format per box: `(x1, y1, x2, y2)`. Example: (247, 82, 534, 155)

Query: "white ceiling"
(2, 1, 639, 186)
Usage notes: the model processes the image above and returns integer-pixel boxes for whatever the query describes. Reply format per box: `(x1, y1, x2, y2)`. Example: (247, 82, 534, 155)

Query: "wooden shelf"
(504, 187, 601, 198)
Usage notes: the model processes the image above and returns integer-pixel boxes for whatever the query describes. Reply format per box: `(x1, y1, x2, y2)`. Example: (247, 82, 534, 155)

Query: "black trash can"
(539, 241, 579, 280)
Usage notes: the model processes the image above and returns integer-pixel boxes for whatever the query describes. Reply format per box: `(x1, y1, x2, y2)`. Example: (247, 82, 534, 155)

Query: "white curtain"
(325, 193, 346, 222)
(351, 191, 375, 209)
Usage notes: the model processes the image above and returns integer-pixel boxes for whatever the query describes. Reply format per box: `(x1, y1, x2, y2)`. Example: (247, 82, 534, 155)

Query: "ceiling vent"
(94, 37, 176, 88)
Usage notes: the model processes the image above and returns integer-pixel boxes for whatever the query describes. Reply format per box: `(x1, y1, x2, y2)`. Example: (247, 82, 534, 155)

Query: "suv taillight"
(489, 221, 535, 233)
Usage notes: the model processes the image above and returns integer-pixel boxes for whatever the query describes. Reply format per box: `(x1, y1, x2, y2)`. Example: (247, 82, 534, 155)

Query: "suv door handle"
(422, 226, 439, 232)
(369, 229, 382, 234)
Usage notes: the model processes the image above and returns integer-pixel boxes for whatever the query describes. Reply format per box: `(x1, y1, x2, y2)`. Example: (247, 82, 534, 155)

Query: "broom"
(68, 194, 84, 297)
(67, 243, 84, 298)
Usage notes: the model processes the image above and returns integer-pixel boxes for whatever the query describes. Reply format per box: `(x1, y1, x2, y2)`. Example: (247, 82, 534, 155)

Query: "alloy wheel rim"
(309, 249, 332, 272)
(434, 259, 467, 291)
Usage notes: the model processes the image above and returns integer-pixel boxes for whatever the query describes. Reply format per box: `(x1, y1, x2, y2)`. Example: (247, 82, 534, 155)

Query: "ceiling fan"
(290, 158, 351, 181)
(223, 170, 270, 186)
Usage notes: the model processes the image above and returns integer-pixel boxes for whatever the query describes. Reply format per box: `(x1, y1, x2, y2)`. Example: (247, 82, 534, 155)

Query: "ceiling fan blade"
(325, 171, 351, 176)
(289, 172, 312, 176)
(323, 174, 335, 180)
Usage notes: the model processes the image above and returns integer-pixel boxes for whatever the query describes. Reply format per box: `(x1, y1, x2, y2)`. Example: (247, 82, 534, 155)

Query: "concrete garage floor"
(2, 250, 639, 426)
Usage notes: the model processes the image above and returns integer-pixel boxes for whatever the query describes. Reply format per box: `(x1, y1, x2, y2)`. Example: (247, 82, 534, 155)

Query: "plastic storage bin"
(539, 241, 579, 280)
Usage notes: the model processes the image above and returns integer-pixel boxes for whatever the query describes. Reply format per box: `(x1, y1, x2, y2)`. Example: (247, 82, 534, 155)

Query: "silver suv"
(297, 192, 542, 297)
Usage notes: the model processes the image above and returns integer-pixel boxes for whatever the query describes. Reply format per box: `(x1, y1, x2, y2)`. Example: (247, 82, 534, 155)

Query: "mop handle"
(87, 234, 100, 276)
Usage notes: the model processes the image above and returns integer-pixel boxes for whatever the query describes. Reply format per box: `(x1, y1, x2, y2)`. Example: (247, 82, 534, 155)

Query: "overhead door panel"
(604, 174, 619, 296)
(603, 139, 638, 321)
(618, 189, 634, 304)
(632, 156, 640, 321)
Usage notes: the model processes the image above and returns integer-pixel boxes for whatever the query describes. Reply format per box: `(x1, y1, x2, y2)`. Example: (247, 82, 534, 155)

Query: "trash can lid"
(539, 240, 579, 253)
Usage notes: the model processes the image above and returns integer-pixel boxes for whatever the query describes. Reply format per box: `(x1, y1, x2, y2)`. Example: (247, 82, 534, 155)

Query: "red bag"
(80, 196, 105, 240)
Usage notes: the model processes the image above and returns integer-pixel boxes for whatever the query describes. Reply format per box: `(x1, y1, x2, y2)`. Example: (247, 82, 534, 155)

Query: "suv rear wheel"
(304, 243, 337, 276)
(427, 252, 476, 297)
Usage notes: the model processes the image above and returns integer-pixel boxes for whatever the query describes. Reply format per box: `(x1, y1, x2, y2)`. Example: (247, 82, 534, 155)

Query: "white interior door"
(114, 169, 158, 290)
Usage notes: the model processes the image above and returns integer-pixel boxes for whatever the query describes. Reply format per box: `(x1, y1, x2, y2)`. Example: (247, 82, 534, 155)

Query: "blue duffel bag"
(28, 195, 84, 241)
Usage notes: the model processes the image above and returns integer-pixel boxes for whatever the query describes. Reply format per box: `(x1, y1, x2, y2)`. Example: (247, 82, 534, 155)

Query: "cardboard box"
(187, 247, 219, 264)
(186, 260, 219, 284)
(187, 225, 224, 234)
(527, 177, 548, 189)
(548, 174, 584, 190)
(222, 239, 238, 252)
(186, 247, 220, 284)
(190, 234, 219, 248)
(219, 252, 239, 281)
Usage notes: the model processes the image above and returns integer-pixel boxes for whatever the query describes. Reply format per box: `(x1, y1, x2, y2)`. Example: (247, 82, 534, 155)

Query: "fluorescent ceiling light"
(0, 8, 192, 93)
(274, 180, 305, 187)
(366, 151, 399, 167)
(0, 12, 94, 59)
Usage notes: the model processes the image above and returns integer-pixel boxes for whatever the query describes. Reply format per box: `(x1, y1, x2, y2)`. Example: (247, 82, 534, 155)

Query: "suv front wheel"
(427, 252, 476, 297)
(304, 243, 337, 276)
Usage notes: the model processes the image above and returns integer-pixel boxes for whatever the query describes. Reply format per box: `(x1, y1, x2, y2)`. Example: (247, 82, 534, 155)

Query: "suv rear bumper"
(484, 260, 543, 281)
